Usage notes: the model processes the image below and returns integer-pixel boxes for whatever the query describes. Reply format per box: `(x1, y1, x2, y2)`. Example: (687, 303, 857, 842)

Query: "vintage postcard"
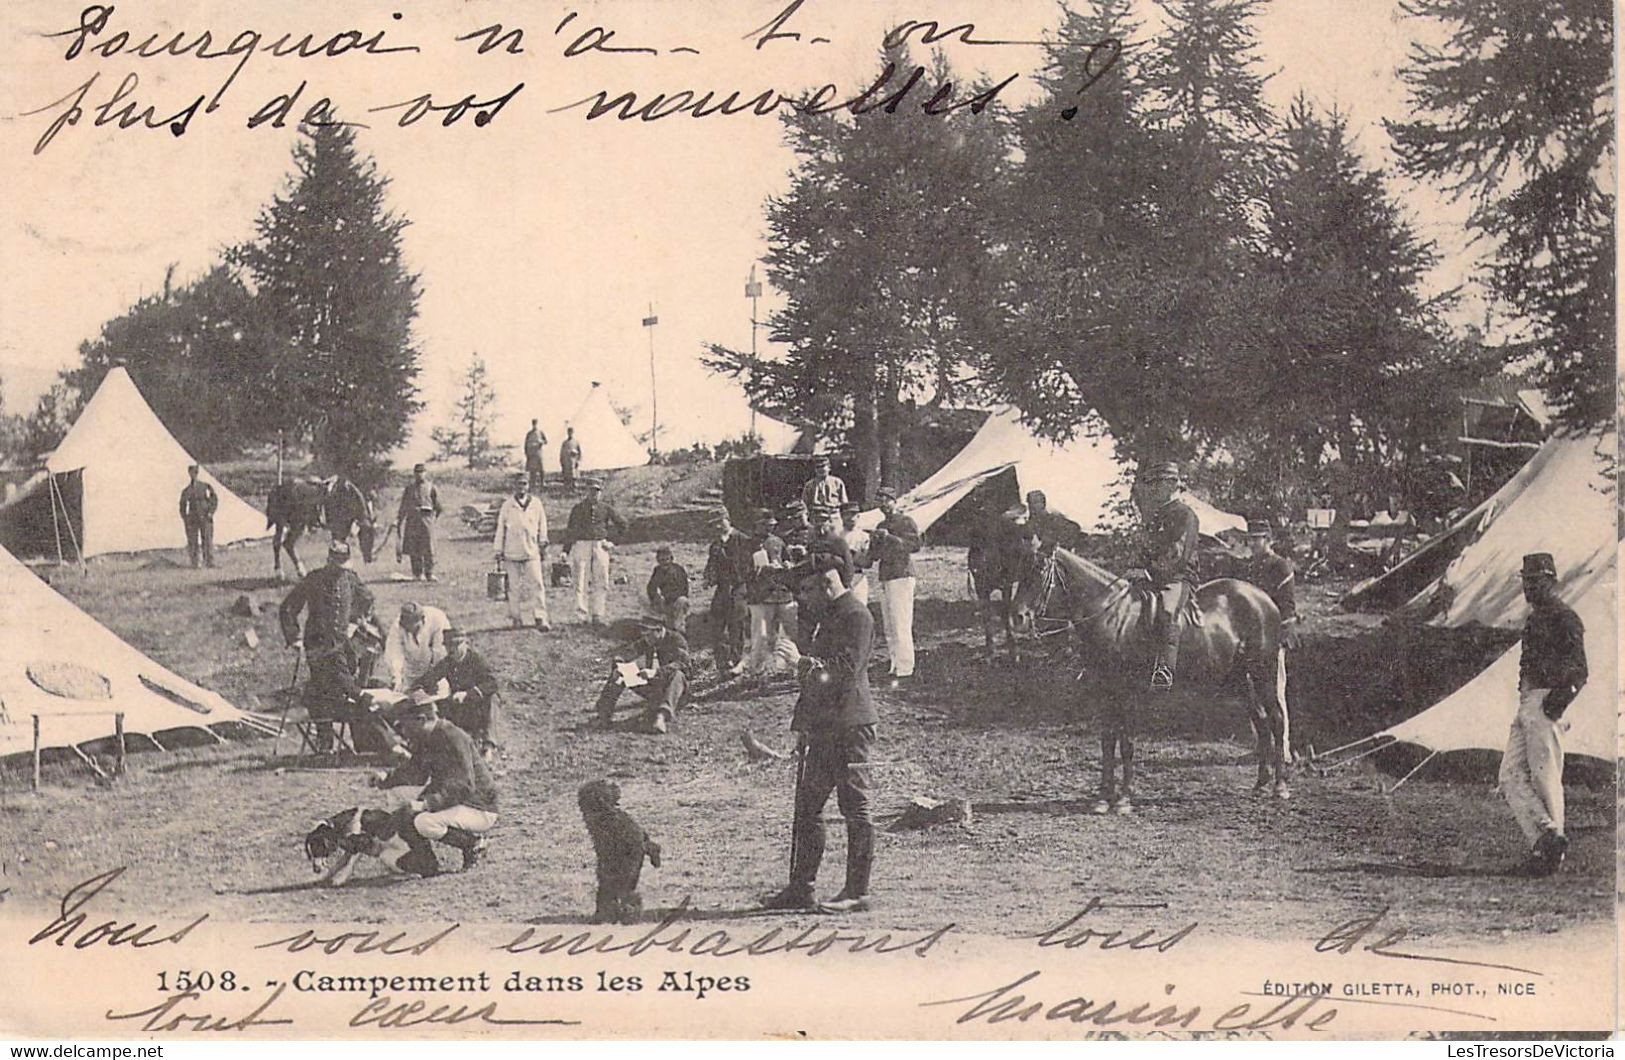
(0, 0, 1616, 1042)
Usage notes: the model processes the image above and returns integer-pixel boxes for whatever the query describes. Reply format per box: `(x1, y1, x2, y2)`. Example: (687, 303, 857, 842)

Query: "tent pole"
(114, 713, 125, 778)
(67, 743, 109, 780)
(47, 475, 65, 569)
(1314, 739, 1391, 774)
(1312, 731, 1383, 761)
(1383, 750, 1438, 794)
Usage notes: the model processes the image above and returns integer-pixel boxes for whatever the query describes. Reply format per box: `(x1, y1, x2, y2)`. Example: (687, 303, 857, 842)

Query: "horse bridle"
(1027, 552, 1131, 634)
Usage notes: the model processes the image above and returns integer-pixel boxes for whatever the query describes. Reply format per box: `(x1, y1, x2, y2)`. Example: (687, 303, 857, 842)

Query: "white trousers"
(1499, 685, 1566, 845)
(850, 572, 870, 605)
(747, 602, 800, 675)
(878, 576, 916, 677)
(572, 541, 611, 621)
(503, 556, 548, 624)
(414, 805, 499, 840)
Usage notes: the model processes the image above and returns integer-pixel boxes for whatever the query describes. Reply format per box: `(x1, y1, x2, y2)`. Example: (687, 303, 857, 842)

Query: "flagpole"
(746, 266, 762, 440)
(643, 304, 660, 456)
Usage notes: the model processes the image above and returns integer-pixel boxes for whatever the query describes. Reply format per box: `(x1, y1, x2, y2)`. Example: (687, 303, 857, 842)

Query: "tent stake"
(1313, 739, 1391, 774)
(114, 712, 125, 778)
(1383, 750, 1438, 794)
(68, 743, 109, 781)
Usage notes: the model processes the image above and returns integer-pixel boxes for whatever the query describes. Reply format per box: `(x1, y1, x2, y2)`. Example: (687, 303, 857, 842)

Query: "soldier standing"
(395, 464, 443, 581)
(763, 559, 877, 913)
(523, 419, 548, 492)
(563, 476, 626, 626)
(178, 464, 218, 569)
(493, 471, 551, 631)
(1132, 463, 1200, 691)
(279, 541, 391, 753)
(559, 427, 583, 493)
(1243, 519, 1300, 649)
(703, 509, 750, 677)
(1502, 553, 1587, 876)
(871, 487, 921, 683)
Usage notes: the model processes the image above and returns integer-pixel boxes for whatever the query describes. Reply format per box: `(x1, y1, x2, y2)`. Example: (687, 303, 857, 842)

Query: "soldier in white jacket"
(382, 601, 450, 692)
(493, 471, 552, 631)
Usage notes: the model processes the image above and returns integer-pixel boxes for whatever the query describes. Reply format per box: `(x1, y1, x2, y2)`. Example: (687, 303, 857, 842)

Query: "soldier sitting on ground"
(593, 615, 692, 735)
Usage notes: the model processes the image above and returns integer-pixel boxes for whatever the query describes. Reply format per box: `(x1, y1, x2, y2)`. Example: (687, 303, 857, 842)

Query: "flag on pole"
(642, 315, 659, 327)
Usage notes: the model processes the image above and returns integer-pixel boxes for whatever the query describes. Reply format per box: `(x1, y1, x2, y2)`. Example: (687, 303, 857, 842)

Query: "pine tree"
(431, 355, 499, 468)
(705, 48, 1012, 497)
(228, 125, 423, 481)
(1387, 0, 1614, 427)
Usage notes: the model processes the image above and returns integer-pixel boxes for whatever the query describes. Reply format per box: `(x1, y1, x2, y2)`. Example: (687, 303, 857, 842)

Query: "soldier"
(839, 502, 872, 605)
(646, 545, 690, 631)
(1502, 553, 1588, 876)
(523, 419, 548, 492)
(870, 487, 921, 683)
(178, 464, 218, 569)
(594, 615, 691, 735)
(763, 558, 877, 913)
(493, 471, 551, 632)
(800, 454, 849, 511)
(779, 499, 813, 555)
(1242, 519, 1300, 649)
(703, 509, 750, 677)
(563, 476, 626, 626)
(559, 427, 583, 493)
(382, 601, 450, 692)
(412, 627, 501, 755)
(279, 541, 393, 753)
(1132, 462, 1200, 691)
(1025, 490, 1081, 556)
(794, 504, 853, 650)
(743, 508, 798, 678)
(395, 464, 443, 581)
(376, 697, 498, 877)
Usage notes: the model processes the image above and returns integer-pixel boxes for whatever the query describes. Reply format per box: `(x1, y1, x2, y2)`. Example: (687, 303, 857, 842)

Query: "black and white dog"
(303, 807, 413, 886)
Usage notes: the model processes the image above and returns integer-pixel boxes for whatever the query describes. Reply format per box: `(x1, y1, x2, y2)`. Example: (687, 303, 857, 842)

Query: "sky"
(0, 0, 1481, 464)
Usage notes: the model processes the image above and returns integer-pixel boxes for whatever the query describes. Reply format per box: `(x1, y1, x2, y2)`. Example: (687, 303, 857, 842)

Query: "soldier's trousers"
(790, 725, 875, 893)
(184, 518, 214, 568)
(710, 588, 746, 672)
(1500, 684, 1566, 845)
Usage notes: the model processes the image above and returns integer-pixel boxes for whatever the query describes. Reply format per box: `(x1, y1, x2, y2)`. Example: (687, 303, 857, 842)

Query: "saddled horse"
(1010, 547, 1290, 809)
(265, 477, 377, 580)
(966, 515, 1036, 661)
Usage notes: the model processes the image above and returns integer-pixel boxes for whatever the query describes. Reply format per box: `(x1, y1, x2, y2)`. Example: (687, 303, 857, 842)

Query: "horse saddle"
(1130, 580, 1202, 634)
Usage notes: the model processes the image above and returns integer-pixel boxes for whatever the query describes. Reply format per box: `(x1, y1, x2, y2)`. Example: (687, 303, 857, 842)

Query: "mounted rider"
(1132, 461, 1200, 691)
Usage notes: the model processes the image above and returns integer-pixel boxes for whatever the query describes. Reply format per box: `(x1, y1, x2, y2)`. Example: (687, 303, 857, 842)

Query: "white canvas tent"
(0, 367, 270, 559)
(856, 407, 1247, 537)
(0, 544, 275, 761)
(566, 383, 651, 472)
(752, 414, 803, 457)
(1343, 430, 1613, 619)
(1375, 556, 1616, 765)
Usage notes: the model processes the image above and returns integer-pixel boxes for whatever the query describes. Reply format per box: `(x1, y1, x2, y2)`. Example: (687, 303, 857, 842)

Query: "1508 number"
(156, 970, 240, 992)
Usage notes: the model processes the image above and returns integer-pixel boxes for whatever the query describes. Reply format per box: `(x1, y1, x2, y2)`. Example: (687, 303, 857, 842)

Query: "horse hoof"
(1252, 780, 1270, 795)
(1090, 800, 1111, 815)
(1274, 783, 1292, 801)
(1113, 798, 1134, 816)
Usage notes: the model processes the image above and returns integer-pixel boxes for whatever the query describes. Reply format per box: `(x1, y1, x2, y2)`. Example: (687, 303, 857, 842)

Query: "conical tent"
(0, 367, 270, 558)
(566, 383, 650, 472)
(0, 545, 275, 761)
(855, 408, 1246, 537)
(1377, 555, 1617, 764)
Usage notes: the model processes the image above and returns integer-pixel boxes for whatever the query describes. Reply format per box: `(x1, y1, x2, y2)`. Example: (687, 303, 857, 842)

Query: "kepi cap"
(1137, 461, 1182, 483)
(1247, 519, 1272, 536)
(875, 486, 898, 502)
(1520, 553, 1557, 578)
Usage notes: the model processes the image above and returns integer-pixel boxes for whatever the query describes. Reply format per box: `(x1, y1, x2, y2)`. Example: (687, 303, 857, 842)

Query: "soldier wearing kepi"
(178, 463, 218, 569)
(703, 509, 751, 676)
(1243, 518, 1300, 649)
(376, 697, 498, 877)
(1502, 553, 1587, 876)
(396, 464, 443, 581)
(763, 557, 877, 913)
(279, 540, 392, 753)
(493, 471, 551, 632)
(564, 476, 626, 626)
(523, 419, 548, 492)
(1133, 462, 1200, 691)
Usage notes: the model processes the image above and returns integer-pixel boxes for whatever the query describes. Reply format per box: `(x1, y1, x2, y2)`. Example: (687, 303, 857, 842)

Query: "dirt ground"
(0, 468, 1614, 947)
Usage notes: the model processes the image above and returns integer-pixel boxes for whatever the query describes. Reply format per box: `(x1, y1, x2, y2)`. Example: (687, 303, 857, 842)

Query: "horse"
(1009, 547, 1291, 809)
(265, 477, 377, 580)
(966, 514, 1035, 662)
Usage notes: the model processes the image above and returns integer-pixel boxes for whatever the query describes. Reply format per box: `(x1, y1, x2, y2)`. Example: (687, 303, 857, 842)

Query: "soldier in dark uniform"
(178, 464, 218, 569)
(559, 428, 582, 493)
(395, 464, 443, 581)
(523, 419, 548, 492)
(763, 558, 877, 913)
(564, 476, 628, 625)
(279, 541, 394, 753)
(703, 509, 750, 676)
(1025, 490, 1080, 556)
(793, 504, 854, 650)
(594, 615, 692, 735)
(1502, 552, 1588, 876)
(646, 546, 690, 630)
(779, 499, 813, 555)
(1243, 519, 1300, 649)
(1132, 462, 1200, 691)
(744, 509, 797, 677)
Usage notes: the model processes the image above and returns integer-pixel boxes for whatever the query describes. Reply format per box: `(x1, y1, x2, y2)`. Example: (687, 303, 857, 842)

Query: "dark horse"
(1010, 547, 1290, 809)
(966, 514, 1035, 661)
(265, 477, 376, 580)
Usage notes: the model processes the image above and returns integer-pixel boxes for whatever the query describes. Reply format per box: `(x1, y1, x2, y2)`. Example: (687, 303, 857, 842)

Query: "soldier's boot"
(822, 821, 874, 912)
(440, 827, 487, 871)
(394, 812, 441, 878)
(763, 812, 823, 911)
(593, 675, 625, 726)
(1150, 614, 1179, 691)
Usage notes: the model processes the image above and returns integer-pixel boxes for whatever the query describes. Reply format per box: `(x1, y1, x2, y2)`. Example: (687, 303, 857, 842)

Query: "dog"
(304, 807, 414, 887)
(577, 780, 661, 924)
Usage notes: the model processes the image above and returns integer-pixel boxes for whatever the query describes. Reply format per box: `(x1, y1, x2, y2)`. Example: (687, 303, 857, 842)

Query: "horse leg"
(271, 524, 284, 578)
(1093, 729, 1116, 814)
(286, 523, 307, 580)
(1117, 730, 1135, 813)
(979, 595, 996, 661)
(1244, 674, 1271, 793)
(1266, 649, 1292, 799)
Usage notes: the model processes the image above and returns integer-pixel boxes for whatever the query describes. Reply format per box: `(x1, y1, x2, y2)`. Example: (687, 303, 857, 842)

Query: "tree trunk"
(877, 354, 903, 491)
(851, 348, 880, 505)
